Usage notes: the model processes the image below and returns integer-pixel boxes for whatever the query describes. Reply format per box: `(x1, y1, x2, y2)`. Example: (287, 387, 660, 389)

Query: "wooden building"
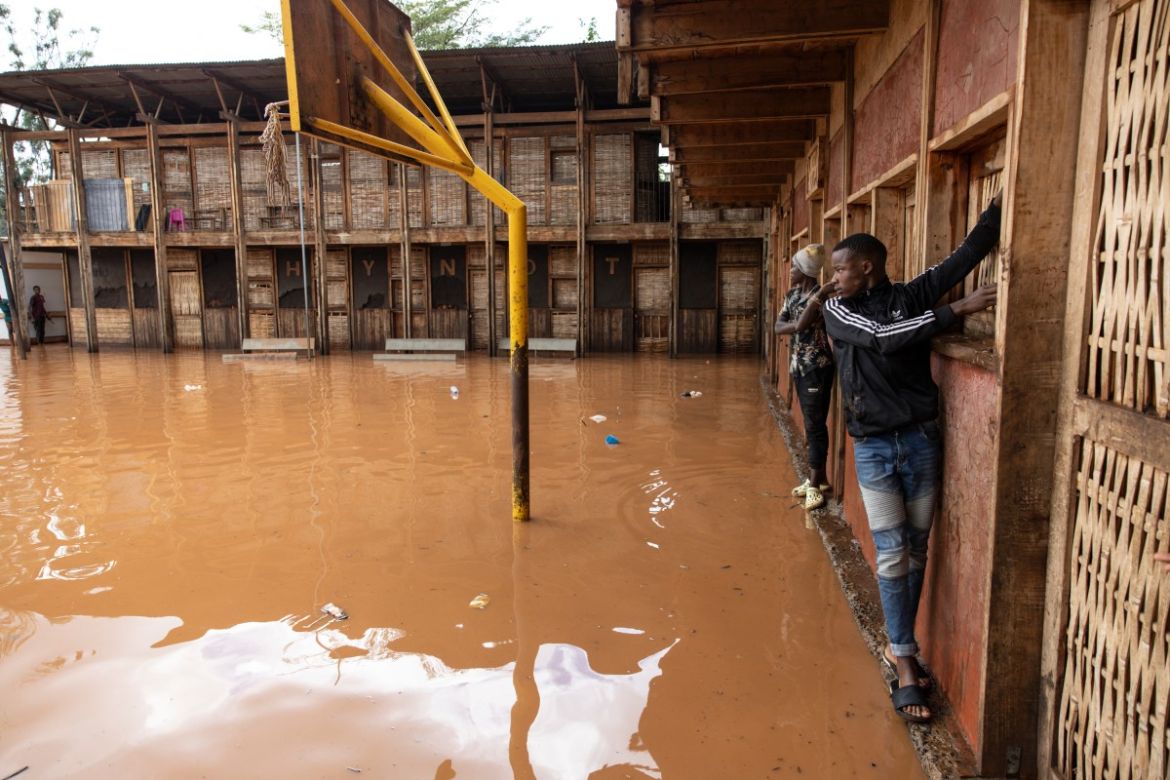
(619, 0, 1169, 778)
(0, 43, 766, 357)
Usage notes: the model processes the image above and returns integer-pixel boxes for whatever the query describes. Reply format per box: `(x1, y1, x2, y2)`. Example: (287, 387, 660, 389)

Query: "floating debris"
(469, 593, 490, 609)
(589, 414, 607, 423)
(605, 434, 620, 446)
(183, 384, 203, 392)
(321, 602, 349, 620)
(449, 385, 460, 399)
(680, 390, 703, 398)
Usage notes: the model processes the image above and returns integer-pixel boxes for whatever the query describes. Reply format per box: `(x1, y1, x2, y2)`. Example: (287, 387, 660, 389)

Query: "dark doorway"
(678, 241, 718, 353)
(591, 244, 633, 352)
(275, 247, 315, 338)
(429, 245, 467, 339)
(200, 249, 239, 348)
(351, 246, 390, 350)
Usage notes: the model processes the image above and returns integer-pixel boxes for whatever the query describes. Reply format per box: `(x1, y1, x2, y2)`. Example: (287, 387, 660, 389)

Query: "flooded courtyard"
(0, 347, 924, 779)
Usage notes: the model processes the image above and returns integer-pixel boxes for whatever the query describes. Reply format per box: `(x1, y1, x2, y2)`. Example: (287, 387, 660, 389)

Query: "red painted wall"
(792, 183, 809, 235)
(932, 0, 1020, 137)
(852, 28, 924, 193)
(826, 131, 845, 206)
(837, 353, 996, 756)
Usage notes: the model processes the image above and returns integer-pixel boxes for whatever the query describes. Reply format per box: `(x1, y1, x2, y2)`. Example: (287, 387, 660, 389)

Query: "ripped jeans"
(852, 421, 941, 657)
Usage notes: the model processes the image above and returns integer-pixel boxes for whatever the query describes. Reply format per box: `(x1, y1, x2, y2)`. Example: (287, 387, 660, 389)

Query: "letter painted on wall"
(429, 245, 466, 309)
(276, 248, 313, 309)
(593, 244, 632, 309)
(351, 246, 389, 309)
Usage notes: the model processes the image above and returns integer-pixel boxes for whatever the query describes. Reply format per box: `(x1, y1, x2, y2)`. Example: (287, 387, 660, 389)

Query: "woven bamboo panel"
(509, 137, 546, 225)
(428, 168, 467, 226)
(719, 266, 759, 310)
(551, 311, 578, 339)
(719, 314, 758, 354)
(240, 147, 267, 230)
(58, 151, 71, 179)
(411, 280, 426, 310)
(550, 245, 576, 276)
(636, 267, 669, 312)
(388, 165, 403, 228)
(193, 146, 232, 219)
(470, 310, 489, 350)
(550, 184, 575, 225)
(635, 242, 669, 266)
(169, 270, 201, 316)
(69, 308, 86, 345)
(593, 134, 632, 224)
(721, 208, 764, 222)
(1084, 0, 1169, 418)
(320, 151, 344, 230)
(133, 309, 161, 349)
(247, 249, 273, 280)
(467, 243, 486, 269)
(553, 278, 577, 310)
(120, 149, 151, 207)
(1056, 438, 1169, 780)
(248, 281, 274, 308)
(348, 150, 388, 229)
(249, 311, 275, 339)
(406, 167, 424, 228)
(168, 248, 198, 272)
(680, 201, 719, 223)
(326, 248, 347, 279)
(468, 140, 489, 227)
(328, 312, 350, 349)
(95, 308, 132, 345)
(390, 244, 404, 279)
(162, 149, 193, 215)
(719, 241, 762, 266)
(410, 247, 426, 280)
(82, 149, 117, 179)
(470, 269, 489, 311)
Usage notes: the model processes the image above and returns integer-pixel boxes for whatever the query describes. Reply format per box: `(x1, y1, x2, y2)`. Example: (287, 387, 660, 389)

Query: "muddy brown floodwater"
(0, 346, 925, 780)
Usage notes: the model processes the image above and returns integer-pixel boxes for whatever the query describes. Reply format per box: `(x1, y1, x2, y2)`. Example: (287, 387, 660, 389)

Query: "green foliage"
(0, 5, 99, 232)
(239, 10, 283, 45)
(579, 17, 600, 43)
(398, 0, 547, 49)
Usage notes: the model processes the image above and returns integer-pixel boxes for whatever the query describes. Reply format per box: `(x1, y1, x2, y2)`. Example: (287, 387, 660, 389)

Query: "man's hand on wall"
(951, 284, 998, 316)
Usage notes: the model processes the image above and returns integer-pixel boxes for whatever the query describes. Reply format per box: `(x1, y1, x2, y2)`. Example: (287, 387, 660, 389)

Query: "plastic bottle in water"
(450, 385, 460, 399)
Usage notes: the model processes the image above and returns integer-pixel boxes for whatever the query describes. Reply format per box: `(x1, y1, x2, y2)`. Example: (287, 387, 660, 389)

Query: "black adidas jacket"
(822, 202, 1001, 438)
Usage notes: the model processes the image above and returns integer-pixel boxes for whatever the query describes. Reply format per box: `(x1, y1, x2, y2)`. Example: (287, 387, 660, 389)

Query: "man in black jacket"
(802, 193, 1002, 723)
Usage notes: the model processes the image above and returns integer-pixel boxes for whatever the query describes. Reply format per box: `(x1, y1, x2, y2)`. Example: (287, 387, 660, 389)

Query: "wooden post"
(226, 120, 248, 344)
(310, 139, 329, 354)
(1037, 0, 1109, 773)
(67, 129, 98, 352)
(1, 129, 29, 358)
(399, 164, 412, 339)
(914, 0, 941, 270)
(830, 47, 855, 498)
(575, 80, 587, 358)
(980, 0, 1090, 775)
(486, 110, 497, 356)
(146, 121, 173, 353)
(669, 170, 680, 358)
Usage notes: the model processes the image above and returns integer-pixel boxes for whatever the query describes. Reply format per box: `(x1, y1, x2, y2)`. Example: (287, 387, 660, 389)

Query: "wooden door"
(1042, 2, 1170, 778)
(91, 248, 133, 346)
(428, 245, 468, 340)
(526, 244, 552, 338)
(634, 266, 669, 352)
(590, 244, 633, 352)
(130, 250, 161, 348)
(677, 241, 717, 353)
(351, 246, 390, 350)
(199, 249, 239, 349)
(275, 247, 315, 338)
(169, 270, 202, 348)
(719, 265, 759, 354)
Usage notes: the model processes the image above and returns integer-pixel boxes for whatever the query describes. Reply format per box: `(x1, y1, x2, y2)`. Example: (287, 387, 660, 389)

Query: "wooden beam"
(118, 72, 203, 123)
(202, 69, 267, 120)
(451, 108, 650, 127)
(622, 0, 888, 55)
(30, 78, 120, 125)
(665, 120, 815, 147)
(981, 0, 1090, 775)
(0, 129, 30, 357)
(145, 122, 173, 353)
(685, 184, 781, 201)
(67, 129, 98, 352)
(652, 49, 849, 96)
(226, 120, 248, 344)
(681, 173, 789, 188)
(654, 87, 830, 124)
(676, 160, 795, 177)
(671, 142, 806, 163)
(310, 139, 329, 354)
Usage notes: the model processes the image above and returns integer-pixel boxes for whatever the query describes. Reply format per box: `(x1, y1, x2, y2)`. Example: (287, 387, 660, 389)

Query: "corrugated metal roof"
(0, 42, 635, 128)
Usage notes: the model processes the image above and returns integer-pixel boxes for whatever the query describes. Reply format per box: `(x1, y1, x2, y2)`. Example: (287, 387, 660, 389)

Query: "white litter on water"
(589, 414, 607, 423)
(469, 593, 490, 609)
(321, 602, 348, 620)
(183, 384, 203, 392)
(612, 627, 646, 635)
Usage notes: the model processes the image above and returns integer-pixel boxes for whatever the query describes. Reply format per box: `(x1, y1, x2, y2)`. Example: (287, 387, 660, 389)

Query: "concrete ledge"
(222, 352, 302, 362)
(762, 375, 978, 780)
(373, 353, 457, 362)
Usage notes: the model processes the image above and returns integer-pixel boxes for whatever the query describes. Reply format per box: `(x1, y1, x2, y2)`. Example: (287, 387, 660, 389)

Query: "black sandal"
(889, 679, 932, 723)
(882, 648, 932, 690)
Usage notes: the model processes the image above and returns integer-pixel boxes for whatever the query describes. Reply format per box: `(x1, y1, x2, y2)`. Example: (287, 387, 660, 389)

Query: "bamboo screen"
(81, 149, 117, 178)
(194, 147, 232, 227)
(320, 144, 344, 230)
(1054, 3, 1170, 779)
(593, 134, 632, 224)
(508, 137, 546, 225)
(162, 149, 194, 218)
(348, 151, 387, 229)
(428, 167, 467, 226)
(1084, 1, 1169, 419)
(121, 149, 151, 209)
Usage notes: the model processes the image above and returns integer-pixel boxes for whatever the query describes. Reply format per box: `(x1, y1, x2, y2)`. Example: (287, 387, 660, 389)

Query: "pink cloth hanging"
(167, 207, 186, 231)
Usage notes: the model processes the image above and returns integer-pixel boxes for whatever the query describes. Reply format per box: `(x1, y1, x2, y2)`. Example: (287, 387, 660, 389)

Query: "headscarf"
(793, 243, 825, 279)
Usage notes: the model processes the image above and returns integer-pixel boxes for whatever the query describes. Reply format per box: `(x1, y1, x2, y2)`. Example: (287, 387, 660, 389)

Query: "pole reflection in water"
(0, 349, 925, 779)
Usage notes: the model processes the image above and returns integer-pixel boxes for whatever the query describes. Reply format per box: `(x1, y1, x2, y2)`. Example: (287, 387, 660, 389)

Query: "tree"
(579, 17, 600, 43)
(241, 0, 549, 50)
(0, 5, 99, 231)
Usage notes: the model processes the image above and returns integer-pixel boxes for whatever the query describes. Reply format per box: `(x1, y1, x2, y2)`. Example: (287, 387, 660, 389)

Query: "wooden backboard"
(281, 0, 419, 163)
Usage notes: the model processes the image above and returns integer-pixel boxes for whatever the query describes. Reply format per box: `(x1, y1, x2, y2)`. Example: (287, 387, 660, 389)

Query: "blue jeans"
(852, 421, 941, 657)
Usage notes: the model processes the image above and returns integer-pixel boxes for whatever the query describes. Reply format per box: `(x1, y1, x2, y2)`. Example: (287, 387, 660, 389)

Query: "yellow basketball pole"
(294, 2, 531, 521)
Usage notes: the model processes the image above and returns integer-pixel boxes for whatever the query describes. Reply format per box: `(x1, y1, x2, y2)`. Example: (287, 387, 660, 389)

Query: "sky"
(5, 0, 619, 68)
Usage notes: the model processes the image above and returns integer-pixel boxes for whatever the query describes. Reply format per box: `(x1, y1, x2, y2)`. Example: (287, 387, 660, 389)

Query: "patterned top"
(778, 285, 833, 376)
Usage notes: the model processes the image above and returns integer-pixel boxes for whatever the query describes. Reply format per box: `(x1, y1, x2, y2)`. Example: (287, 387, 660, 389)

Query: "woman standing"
(774, 244, 834, 510)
